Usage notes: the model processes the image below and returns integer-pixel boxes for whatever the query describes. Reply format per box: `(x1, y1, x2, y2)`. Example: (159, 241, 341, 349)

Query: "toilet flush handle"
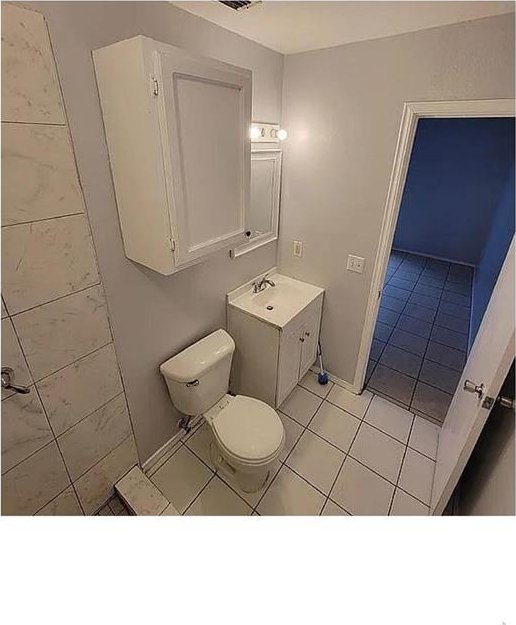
(186, 379, 199, 387)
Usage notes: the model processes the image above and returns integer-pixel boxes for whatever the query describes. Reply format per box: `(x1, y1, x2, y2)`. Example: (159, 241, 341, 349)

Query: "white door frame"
(354, 98, 516, 392)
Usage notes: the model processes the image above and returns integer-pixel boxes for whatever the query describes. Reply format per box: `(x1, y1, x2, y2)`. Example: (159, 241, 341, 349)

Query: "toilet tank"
(160, 329, 235, 416)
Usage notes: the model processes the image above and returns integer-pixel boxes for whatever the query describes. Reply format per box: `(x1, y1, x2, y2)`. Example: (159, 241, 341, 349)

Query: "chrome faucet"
(252, 274, 276, 293)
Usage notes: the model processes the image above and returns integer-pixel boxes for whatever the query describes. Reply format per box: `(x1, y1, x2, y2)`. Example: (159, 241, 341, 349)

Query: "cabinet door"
(299, 308, 321, 379)
(155, 49, 251, 267)
(277, 324, 303, 407)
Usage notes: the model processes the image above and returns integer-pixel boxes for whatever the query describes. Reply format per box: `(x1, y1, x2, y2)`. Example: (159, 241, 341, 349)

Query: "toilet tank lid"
(160, 329, 235, 384)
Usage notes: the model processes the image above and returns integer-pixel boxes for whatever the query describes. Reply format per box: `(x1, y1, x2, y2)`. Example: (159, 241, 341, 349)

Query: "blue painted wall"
(470, 160, 515, 344)
(394, 117, 515, 265)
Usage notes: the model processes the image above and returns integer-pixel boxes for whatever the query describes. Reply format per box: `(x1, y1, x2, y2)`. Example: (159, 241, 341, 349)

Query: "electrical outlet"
(293, 240, 303, 257)
(347, 254, 365, 274)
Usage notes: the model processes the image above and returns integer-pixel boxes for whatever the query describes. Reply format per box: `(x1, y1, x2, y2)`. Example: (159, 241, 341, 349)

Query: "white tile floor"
(147, 371, 439, 516)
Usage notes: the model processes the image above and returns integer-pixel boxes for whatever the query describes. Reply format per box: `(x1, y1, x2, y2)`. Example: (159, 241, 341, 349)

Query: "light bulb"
(277, 128, 288, 141)
(250, 126, 261, 140)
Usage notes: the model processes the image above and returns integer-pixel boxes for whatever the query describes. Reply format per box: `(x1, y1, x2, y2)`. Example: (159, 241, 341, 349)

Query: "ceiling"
(171, 1, 515, 54)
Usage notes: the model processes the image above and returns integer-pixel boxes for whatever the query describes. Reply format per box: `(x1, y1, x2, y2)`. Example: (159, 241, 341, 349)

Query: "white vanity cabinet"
(94, 36, 251, 275)
(276, 298, 322, 405)
(227, 273, 324, 408)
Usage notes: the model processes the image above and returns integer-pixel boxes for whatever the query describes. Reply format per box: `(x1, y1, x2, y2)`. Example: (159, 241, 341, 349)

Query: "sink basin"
(252, 282, 300, 309)
(227, 271, 324, 328)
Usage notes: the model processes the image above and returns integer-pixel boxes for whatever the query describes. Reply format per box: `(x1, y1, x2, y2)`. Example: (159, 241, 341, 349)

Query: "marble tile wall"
(1, 4, 139, 515)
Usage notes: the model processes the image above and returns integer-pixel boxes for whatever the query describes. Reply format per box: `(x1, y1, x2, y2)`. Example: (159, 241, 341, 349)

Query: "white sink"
(227, 271, 324, 328)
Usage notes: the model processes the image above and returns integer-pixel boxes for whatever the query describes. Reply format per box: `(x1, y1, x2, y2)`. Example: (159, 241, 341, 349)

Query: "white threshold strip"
(116, 466, 178, 516)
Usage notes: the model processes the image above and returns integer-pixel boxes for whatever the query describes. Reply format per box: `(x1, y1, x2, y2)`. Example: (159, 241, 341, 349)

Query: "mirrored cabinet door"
(233, 148, 282, 257)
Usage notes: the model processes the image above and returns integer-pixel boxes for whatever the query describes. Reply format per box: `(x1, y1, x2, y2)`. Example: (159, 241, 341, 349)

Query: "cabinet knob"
(305, 331, 310, 337)
(299, 337, 305, 343)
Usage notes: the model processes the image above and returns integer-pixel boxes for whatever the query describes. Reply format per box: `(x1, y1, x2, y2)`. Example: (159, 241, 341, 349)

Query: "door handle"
(1, 367, 30, 394)
(463, 379, 485, 399)
(497, 395, 516, 410)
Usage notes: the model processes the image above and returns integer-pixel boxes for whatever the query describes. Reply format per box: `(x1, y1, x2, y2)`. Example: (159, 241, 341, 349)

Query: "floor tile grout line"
(325, 497, 353, 516)
(136, 467, 180, 512)
(381, 328, 467, 360)
(386, 280, 471, 317)
(320, 405, 368, 515)
(161, 389, 329, 515)
(406, 261, 451, 411)
(387, 415, 416, 515)
(181, 474, 217, 516)
(323, 395, 371, 422)
(257, 393, 353, 514)
(145, 440, 184, 479)
(411, 405, 446, 427)
(291, 382, 330, 404)
(406, 441, 438, 463)
(306, 417, 362, 453)
(395, 485, 432, 509)
(347, 450, 406, 490)
(367, 386, 411, 414)
(360, 413, 414, 447)
(300, 423, 350, 456)
(180, 437, 217, 476)
(369, 253, 469, 417)
(368, 361, 453, 405)
(152, 383, 432, 517)
(197, 452, 262, 512)
(413, 260, 472, 416)
(279, 400, 326, 466)
(281, 461, 338, 501)
(279, 393, 324, 432)
(252, 459, 290, 513)
(181, 425, 281, 513)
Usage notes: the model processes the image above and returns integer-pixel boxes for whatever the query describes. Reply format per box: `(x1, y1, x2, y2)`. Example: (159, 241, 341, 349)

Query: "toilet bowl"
(160, 329, 285, 493)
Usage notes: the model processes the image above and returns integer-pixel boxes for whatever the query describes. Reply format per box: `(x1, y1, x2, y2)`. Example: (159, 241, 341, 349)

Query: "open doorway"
(361, 104, 514, 426)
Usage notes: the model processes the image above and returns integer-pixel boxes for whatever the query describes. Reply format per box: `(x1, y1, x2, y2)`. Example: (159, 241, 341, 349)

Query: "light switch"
(293, 241, 303, 257)
(347, 254, 365, 274)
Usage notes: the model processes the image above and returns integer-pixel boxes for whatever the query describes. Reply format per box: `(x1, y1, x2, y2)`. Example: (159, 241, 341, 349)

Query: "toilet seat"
(211, 395, 284, 464)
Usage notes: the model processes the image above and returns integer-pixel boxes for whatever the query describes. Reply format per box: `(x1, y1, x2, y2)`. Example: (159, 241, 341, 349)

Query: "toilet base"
(209, 441, 270, 493)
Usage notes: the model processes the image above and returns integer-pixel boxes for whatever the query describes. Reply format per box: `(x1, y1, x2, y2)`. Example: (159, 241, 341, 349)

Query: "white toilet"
(160, 329, 285, 493)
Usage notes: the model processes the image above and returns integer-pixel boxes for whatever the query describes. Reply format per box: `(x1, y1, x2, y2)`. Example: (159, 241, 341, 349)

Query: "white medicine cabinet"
(94, 36, 252, 275)
(232, 148, 282, 258)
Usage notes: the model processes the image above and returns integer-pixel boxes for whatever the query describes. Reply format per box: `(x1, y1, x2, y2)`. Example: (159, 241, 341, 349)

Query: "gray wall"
(279, 14, 515, 386)
(25, 1, 284, 463)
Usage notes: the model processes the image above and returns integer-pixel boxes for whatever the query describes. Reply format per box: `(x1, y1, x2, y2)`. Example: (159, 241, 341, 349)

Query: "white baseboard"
(141, 414, 204, 475)
(142, 431, 183, 475)
(392, 247, 475, 268)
